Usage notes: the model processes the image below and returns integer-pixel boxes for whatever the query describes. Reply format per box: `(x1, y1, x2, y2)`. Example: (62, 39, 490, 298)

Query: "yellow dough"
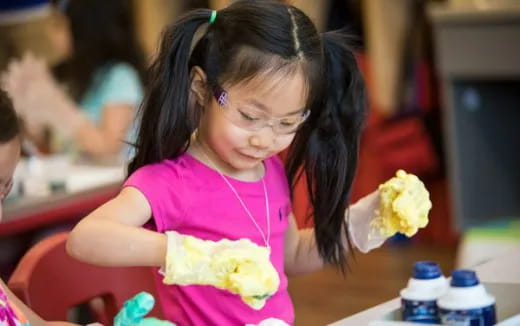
(163, 234, 279, 310)
(372, 169, 432, 237)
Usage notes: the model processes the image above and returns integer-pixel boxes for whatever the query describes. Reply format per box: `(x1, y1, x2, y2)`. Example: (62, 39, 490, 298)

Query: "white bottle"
(438, 269, 496, 326)
(400, 261, 448, 324)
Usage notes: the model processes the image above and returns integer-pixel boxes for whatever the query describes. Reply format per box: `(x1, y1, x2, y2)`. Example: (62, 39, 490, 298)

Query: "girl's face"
(0, 137, 21, 221)
(197, 69, 308, 178)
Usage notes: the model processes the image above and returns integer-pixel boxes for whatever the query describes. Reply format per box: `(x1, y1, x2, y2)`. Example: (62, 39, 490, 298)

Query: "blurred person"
(2, 0, 146, 163)
(0, 0, 145, 310)
(0, 0, 68, 71)
(0, 0, 72, 151)
(0, 88, 78, 326)
(1, 88, 175, 326)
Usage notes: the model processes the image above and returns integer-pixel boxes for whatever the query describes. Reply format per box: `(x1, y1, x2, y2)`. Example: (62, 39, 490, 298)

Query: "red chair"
(7, 232, 164, 325)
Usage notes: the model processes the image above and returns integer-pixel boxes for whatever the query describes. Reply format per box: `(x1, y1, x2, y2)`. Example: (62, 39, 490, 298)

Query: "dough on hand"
(163, 232, 279, 310)
(372, 170, 432, 237)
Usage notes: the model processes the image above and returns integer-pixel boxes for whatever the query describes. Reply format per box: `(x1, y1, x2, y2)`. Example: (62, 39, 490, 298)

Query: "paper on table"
(65, 165, 125, 193)
(14, 156, 125, 196)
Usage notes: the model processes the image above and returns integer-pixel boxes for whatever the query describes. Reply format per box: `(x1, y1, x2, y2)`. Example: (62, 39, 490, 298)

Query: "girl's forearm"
(67, 218, 167, 267)
(289, 208, 359, 276)
(288, 228, 325, 275)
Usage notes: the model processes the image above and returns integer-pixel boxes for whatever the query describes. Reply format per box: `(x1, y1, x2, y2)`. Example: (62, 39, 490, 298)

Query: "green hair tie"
(209, 10, 217, 24)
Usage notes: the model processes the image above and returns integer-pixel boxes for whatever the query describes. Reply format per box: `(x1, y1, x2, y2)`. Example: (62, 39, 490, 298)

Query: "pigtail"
(288, 30, 367, 270)
(128, 9, 213, 176)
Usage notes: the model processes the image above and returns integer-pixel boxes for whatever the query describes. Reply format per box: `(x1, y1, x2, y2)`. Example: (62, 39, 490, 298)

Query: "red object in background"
(0, 184, 120, 236)
(370, 116, 439, 179)
(8, 232, 163, 324)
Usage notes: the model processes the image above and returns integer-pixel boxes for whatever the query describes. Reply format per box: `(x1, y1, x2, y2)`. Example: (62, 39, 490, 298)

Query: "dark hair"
(54, 0, 146, 101)
(129, 0, 366, 269)
(0, 89, 21, 143)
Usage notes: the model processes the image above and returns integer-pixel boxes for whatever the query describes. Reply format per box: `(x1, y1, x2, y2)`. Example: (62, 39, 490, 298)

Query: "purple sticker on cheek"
(212, 84, 228, 107)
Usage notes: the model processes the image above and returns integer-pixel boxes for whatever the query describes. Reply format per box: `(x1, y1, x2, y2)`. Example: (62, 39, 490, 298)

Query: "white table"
(1, 158, 125, 235)
(329, 250, 520, 325)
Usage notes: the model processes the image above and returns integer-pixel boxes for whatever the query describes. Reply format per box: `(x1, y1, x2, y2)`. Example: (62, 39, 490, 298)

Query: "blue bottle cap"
(413, 261, 442, 279)
(451, 269, 480, 287)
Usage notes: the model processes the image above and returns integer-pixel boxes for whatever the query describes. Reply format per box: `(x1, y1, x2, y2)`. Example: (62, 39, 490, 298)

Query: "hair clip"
(212, 85, 228, 106)
(209, 10, 217, 24)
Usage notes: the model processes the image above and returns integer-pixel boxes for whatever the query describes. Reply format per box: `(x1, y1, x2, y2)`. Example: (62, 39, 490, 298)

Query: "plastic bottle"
(438, 269, 496, 326)
(400, 261, 448, 324)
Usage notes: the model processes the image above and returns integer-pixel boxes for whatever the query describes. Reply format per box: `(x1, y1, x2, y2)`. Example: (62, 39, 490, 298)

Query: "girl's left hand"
(346, 190, 391, 253)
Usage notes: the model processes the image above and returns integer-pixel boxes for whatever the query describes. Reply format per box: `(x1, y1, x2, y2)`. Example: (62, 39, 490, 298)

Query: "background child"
(2, 0, 145, 162)
(67, 1, 385, 325)
(0, 0, 67, 72)
(1, 88, 175, 326)
(0, 88, 78, 326)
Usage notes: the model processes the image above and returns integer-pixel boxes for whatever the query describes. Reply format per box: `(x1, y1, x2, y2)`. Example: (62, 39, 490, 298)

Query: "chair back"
(8, 232, 163, 324)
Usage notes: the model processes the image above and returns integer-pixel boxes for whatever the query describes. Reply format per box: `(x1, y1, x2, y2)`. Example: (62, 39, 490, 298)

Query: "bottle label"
(401, 298, 440, 324)
(439, 304, 496, 326)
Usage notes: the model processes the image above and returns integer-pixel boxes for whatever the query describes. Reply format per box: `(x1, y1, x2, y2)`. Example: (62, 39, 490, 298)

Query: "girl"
(2, 0, 145, 162)
(67, 1, 387, 325)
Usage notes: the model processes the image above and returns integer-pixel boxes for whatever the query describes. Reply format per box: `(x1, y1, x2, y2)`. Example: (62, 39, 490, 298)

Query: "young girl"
(67, 1, 388, 325)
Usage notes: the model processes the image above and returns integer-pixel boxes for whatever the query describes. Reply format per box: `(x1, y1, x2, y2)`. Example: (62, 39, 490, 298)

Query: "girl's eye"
(280, 118, 298, 127)
(239, 110, 259, 121)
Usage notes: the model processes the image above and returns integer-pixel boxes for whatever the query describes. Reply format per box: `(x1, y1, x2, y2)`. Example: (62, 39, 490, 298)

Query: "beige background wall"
(133, 0, 331, 61)
(363, 0, 413, 116)
(133, 0, 184, 61)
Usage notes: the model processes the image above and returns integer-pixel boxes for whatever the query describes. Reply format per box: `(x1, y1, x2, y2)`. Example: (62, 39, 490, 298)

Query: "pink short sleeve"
(123, 161, 186, 232)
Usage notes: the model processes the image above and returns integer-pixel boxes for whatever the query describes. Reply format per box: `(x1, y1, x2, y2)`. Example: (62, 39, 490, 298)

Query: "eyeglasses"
(0, 178, 13, 201)
(212, 84, 310, 135)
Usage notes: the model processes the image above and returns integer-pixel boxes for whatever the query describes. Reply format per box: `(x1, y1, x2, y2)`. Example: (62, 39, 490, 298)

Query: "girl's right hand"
(66, 187, 167, 268)
(162, 231, 279, 310)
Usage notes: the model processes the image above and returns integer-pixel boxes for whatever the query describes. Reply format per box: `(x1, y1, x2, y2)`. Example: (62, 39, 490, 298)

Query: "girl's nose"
(249, 127, 275, 149)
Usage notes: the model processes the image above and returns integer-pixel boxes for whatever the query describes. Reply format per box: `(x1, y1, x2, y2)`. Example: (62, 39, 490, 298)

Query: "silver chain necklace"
(198, 145, 271, 248)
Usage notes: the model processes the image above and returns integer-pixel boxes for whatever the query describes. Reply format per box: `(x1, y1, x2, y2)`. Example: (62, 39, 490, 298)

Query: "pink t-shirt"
(124, 152, 293, 325)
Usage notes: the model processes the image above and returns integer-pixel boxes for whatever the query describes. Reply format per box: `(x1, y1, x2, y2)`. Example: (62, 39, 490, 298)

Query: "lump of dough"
(372, 169, 432, 237)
